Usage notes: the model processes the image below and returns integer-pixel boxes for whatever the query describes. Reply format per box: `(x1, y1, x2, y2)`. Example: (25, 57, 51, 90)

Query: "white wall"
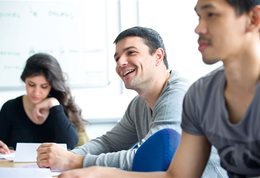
(0, 0, 221, 123)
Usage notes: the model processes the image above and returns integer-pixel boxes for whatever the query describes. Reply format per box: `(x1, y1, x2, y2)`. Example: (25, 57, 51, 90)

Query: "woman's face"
(25, 75, 52, 104)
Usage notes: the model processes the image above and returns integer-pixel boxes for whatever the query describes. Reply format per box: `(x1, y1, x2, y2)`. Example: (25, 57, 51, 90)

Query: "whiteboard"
(0, 0, 110, 89)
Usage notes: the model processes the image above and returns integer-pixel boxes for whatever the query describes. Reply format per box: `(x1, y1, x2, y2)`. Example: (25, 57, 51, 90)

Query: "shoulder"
(159, 70, 190, 102)
(186, 66, 224, 100)
(181, 66, 225, 134)
(168, 70, 191, 90)
(182, 66, 225, 122)
(1, 95, 23, 110)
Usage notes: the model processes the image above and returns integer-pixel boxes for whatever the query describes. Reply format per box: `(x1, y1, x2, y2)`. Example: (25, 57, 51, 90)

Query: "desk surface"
(0, 159, 58, 177)
(0, 160, 12, 167)
(0, 159, 25, 167)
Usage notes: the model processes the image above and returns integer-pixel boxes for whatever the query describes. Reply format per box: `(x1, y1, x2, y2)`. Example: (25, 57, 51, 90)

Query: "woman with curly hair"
(0, 53, 88, 153)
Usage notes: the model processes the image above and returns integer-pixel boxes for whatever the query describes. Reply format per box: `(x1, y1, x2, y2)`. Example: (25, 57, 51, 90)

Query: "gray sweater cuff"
(82, 154, 98, 167)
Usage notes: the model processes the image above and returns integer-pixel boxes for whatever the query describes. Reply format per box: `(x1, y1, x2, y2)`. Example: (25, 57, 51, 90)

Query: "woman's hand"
(31, 97, 59, 125)
(0, 140, 11, 154)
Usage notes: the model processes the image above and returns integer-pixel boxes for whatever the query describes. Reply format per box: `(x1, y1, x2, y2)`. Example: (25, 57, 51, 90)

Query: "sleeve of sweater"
(71, 71, 189, 170)
(0, 101, 11, 145)
(45, 105, 78, 150)
(71, 98, 140, 170)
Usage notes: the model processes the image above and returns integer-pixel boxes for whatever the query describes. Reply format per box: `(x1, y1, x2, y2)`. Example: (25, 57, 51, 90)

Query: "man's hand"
(36, 143, 84, 171)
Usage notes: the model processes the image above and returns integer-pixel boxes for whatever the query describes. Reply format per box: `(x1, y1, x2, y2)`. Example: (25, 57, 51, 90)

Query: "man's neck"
(141, 71, 170, 111)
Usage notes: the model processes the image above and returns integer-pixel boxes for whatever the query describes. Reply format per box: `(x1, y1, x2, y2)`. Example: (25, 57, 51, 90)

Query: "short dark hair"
(114, 26, 169, 69)
(226, 0, 260, 15)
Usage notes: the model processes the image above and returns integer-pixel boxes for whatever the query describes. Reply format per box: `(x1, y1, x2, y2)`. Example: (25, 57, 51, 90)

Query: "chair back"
(132, 128, 180, 172)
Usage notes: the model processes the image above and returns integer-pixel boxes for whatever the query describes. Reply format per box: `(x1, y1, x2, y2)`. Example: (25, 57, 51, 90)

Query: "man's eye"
(127, 51, 137, 55)
(207, 12, 216, 18)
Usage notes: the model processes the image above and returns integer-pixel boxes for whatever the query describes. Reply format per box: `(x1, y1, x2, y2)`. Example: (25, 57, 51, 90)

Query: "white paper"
(0, 167, 52, 178)
(14, 143, 67, 163)
(15, 162, 61, 176)
(0, 152, 15, 160)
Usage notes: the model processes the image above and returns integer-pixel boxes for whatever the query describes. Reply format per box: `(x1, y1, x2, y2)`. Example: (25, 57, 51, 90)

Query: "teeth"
(123, 69, 135, 76)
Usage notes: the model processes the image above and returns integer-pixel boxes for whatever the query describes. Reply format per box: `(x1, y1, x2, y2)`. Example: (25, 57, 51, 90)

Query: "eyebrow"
(194, 3, 215, 13)
(28, 80, 49, 86)
(114, 46, 137, 59)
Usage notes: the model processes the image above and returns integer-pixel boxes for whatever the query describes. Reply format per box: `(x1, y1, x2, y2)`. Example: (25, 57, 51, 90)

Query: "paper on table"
(15, 162, 61, 177)
(0, 167, 51, 178)
(0, 152, 15, 160)
(14, 143, 67, 163)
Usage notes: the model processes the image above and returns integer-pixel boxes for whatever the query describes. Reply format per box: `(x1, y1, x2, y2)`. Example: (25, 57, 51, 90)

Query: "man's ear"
(155, 48, 164, 66)
(246, 5, 260, 32)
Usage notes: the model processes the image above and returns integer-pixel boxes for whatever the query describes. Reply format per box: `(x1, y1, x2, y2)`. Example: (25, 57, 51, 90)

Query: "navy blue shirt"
(0, 96, 78, 150)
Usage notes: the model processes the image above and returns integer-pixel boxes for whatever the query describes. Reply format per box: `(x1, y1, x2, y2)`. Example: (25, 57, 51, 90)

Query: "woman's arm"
(47, 104, 78, 149)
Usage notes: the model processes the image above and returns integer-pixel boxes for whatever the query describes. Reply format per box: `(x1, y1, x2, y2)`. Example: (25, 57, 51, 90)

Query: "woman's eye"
(41, 85, 49, 89)
(28, 83, 35, 87)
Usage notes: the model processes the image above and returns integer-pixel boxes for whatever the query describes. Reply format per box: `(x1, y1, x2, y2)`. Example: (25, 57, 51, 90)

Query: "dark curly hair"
(21, 53, 85, 132)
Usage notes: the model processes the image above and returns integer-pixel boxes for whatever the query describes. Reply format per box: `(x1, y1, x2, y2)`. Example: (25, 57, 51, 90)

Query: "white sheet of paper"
(0, 167, 51, 178)
(14, 143, 67, 163)
(15, 162, 61, 176)
(0, 152, 15, 160)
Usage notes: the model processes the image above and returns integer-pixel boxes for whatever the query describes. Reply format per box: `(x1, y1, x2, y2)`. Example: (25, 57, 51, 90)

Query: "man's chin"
(124, 85, 133, 90)
(202, 57, 220, 65)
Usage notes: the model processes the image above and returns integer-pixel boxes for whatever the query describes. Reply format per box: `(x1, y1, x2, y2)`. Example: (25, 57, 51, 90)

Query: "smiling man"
(36, 26, 189, 171)
(54, 0, 260, 177)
